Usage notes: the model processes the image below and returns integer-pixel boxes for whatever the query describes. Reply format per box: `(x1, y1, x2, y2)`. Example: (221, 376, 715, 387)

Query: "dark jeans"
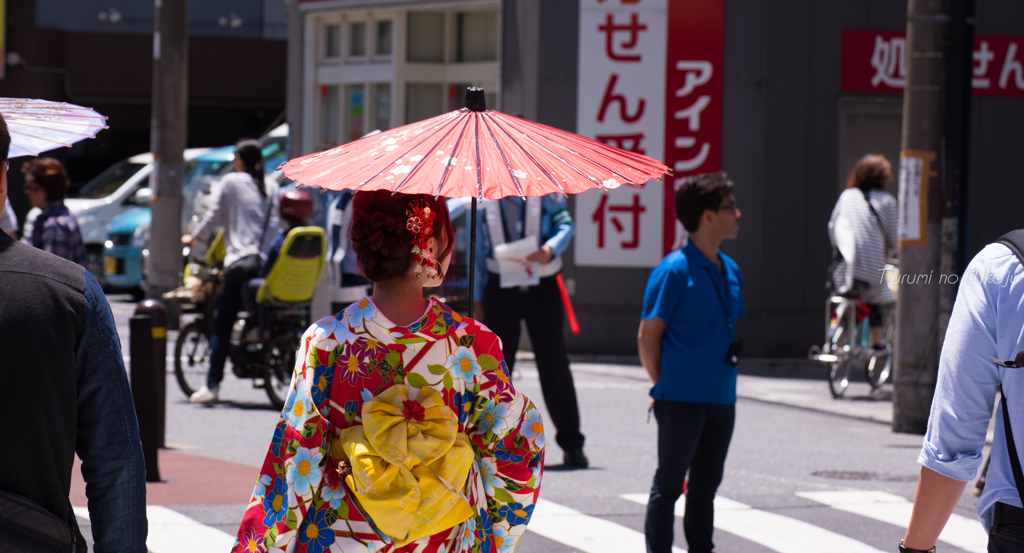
(208, 278, 246, 388)
(483, 272, 585, 452)
(645, 400, 735, 553)
(242, 278, 264, 315)
(990, 524, 1024, 551)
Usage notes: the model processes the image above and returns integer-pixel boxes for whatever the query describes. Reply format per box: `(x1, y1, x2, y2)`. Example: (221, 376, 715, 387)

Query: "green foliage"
(492, 487, 514, 503)
(329, 343, 344, 369)
(427, 364, 447, 375)
(443, 372, 454, 390)
(395, 336, 428, 345)
(407, 373, 428, 388)
(301, 422, 318, 439)
(264, 526, 278, 549)
(285, 507, 299, 530)
(431, 320, 448, 335)
(385, 350, 401, 368)
(478, 354, 500, 373)
(287, 439, 300, 455)
(325, 505, 339, 527)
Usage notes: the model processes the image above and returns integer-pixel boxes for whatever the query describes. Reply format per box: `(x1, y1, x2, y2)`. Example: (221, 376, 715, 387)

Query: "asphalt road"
(88, 293, 986, 553)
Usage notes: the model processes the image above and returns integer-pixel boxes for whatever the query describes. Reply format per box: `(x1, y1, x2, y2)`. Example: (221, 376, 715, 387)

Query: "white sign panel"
(897, 151, 933, 247)
(897, 156, 921, 242)
(575, 184, 665, 267)
(575, 0, 667, 268)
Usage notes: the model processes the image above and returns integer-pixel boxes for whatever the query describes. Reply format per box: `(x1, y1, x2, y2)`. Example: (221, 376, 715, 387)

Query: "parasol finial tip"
(465, 88, 486, 112)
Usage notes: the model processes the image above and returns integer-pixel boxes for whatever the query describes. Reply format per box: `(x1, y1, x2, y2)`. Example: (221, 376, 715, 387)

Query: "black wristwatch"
(899, 539, 936, 553)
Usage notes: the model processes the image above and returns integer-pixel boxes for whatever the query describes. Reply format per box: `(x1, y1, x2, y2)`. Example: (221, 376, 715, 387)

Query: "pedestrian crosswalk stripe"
(528, 498, 687, 553)
(796, 490, 987, 553)
(620, 493, 885, 553)
(74, 505, 235, 552)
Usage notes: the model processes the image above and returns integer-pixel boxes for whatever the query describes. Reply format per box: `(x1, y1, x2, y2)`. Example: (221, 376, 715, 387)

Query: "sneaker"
(563, 448, 589, 468)
(190, 385, 219, 404)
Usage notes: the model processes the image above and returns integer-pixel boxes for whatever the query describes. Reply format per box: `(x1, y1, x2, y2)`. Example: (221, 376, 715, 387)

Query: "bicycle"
(808, 290, 895, 398)
(165, 228, 323, 408)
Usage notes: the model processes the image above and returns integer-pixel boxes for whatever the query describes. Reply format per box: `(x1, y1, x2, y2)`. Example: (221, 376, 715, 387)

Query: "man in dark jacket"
(0, 115, 148, 551)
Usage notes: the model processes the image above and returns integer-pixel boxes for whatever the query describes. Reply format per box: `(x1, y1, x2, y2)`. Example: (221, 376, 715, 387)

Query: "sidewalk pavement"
(555, 353, 895, 425)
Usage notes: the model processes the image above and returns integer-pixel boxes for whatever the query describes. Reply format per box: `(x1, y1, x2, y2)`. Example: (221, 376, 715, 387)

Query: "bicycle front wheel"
(175, 321, 212, 398)
(866, 309, 895, 389)
(264, 331, 299, 409)
(828, 322, 852, 398)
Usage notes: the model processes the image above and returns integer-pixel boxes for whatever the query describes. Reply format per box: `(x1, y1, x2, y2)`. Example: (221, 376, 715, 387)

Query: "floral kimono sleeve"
(232, 317, 339, 553)
(461, 323, 544, 553)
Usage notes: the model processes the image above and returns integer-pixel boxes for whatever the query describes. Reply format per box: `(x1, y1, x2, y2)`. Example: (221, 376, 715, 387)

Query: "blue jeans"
(208, 279, 245, 388)
(645, 400, 735, 553)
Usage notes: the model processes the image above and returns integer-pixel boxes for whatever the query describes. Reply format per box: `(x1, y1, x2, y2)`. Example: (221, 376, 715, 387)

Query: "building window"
(349, 21, 367, 58)
(372, 83, 392, 132)
(376, 20, 393, 57)
(457, 11, 498, 62)
(319, 85, 340, 149)
(407, 12, 445, 63)
(323, 24, 341, 60)
(407, 83, 444, 123)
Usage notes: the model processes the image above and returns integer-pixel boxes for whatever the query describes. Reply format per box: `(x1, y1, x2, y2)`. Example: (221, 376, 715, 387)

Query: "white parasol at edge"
(0, 98, 107, 158)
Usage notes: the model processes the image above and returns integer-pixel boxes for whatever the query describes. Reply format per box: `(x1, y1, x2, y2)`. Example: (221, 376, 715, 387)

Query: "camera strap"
(703, 263, 732, 335)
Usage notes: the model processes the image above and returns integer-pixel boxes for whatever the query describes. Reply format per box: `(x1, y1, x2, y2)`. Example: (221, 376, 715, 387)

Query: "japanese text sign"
(576, 0, 724, 268)
(843, 29, 1024, 97)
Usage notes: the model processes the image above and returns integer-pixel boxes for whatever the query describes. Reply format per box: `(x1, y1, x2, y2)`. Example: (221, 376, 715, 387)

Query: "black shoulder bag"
(0, 491, 80, 552)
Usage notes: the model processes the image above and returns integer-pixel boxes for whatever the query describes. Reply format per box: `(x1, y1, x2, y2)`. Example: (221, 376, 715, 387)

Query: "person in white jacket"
(182, 139, 280, 403)
(828, 154, 898, 350)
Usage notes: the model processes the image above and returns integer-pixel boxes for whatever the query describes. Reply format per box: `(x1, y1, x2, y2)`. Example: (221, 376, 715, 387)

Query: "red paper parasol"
(282, 88, 669, 317)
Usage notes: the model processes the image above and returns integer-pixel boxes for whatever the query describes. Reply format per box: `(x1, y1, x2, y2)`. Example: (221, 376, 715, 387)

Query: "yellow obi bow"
(332, 385, 475, 546)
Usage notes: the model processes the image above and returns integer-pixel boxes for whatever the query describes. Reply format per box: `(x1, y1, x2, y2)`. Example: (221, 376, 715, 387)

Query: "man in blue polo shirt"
(638, 171, 744, 553)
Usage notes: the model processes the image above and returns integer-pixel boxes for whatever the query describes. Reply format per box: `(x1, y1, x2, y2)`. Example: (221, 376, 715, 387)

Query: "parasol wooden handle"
(555, 274, 580, 335)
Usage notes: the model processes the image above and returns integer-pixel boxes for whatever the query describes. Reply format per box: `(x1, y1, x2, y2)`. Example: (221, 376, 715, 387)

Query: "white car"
(22, 148, 211, 281)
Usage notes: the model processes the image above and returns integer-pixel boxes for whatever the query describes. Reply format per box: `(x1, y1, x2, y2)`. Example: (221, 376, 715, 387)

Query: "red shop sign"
(842, 28, 1024, 97)
(663, 0, 724, 253)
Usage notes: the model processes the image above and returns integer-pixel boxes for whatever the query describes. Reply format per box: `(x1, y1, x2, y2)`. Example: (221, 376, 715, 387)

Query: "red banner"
(663, 0, 724, 254)
(842, 29, 1024, 97)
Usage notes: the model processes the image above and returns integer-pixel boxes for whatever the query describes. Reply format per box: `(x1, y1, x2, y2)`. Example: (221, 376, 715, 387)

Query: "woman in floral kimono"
(233, 191, 545, 553)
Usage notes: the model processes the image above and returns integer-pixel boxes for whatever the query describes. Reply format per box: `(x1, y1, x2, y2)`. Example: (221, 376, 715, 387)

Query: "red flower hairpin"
(407, 200, 439, 280)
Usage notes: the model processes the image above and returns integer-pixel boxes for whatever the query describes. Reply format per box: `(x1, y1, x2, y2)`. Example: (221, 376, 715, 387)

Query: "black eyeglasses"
(717, 202, 737, 212)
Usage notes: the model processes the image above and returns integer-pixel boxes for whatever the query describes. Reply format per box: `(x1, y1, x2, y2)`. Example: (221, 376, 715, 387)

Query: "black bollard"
(134, 299, 167, 449)
(129, 314, 160, 482)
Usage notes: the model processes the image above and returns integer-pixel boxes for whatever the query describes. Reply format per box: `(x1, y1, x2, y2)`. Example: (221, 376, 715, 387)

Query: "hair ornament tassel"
(407, 200, 439, 280)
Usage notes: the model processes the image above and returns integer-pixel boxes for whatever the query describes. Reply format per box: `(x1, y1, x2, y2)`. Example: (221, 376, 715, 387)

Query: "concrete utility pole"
(147, 0, 189, 311)
(892, 0, 974, 434)
(285, 0, 303, 159)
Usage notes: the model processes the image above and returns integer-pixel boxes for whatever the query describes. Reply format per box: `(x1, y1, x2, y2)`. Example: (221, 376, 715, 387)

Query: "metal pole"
(130, 315, 160, 482)
(147, 0, 189, 327)
(892, 0, 963, 434)
(285, 0, 303, 159)
(135, 299, 167, 449)
(468, 198, 478, 319)
(946, 0, 975, 275)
